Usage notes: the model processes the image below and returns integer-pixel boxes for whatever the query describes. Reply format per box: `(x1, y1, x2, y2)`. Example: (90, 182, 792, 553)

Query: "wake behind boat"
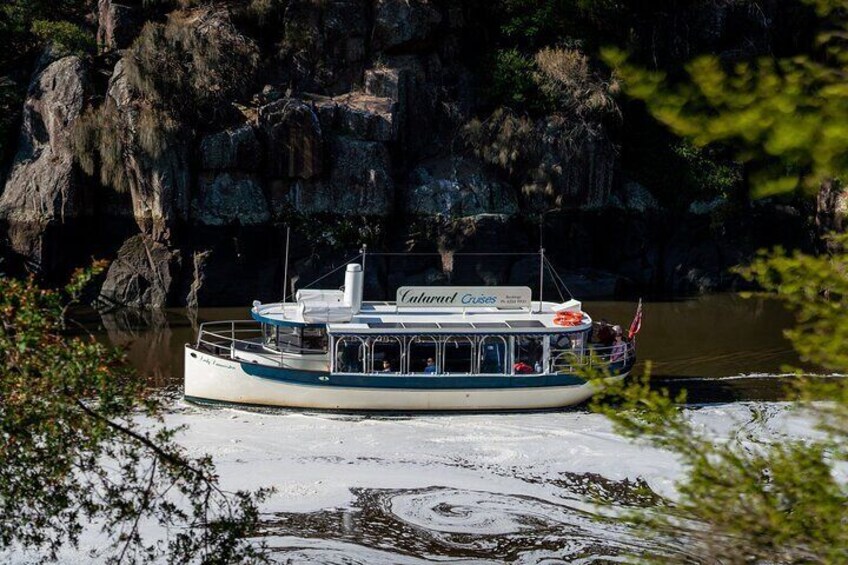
(184, 251, 637, 411)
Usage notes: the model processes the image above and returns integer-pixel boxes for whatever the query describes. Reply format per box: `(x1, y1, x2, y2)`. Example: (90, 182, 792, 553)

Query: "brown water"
(82, 293, 805, 403)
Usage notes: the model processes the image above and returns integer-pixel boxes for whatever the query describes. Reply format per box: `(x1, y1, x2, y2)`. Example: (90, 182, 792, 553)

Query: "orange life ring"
(553, 310, 583, 326)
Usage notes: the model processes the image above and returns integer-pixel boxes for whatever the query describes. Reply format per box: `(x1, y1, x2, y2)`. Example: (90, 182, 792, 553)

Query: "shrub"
(125, 12, 259, 124)
(534, 47, 619, 119)
(71, 9, 259, 195)
(464, 107, 615, 208)
(30, 19, 94, 56)
(490, 49, 538, 107)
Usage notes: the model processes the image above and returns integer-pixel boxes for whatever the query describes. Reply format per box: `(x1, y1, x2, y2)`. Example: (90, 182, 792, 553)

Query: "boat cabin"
(238, 264, 624, 377)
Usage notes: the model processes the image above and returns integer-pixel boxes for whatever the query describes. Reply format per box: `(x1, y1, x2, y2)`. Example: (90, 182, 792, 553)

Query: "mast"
(538, 247, 545, 313)
(283, 226, 291, 300)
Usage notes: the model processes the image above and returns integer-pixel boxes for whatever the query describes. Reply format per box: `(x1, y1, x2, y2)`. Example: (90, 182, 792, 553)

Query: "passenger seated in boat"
(380, 359, 394, 373)
(424, 357, 437, 374)
(513, 359, 534, 374)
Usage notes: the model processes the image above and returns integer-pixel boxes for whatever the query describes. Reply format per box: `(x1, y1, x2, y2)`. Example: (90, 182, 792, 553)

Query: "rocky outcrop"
(199, 124, 261, 172)
(373, 0, 442, 51)
(259, 98, 323, 180)
(466, 110, 617, 210)
(194, 123, 269, 226)
(0, 56, 90, 271)
(817, 179, 847, 237)
(281, 0, 370, 93)
(104, 60, 190, 239)
(97, 0, 143, 52)
(314, 93, 397, 142)
(610, 181, 660, 213)
(98, 234, 180, 308)
(191, 173, 270, 226)
(405, 157, 517, 217)
(292, 136, 394, 214)
(0, 56, 89, 224)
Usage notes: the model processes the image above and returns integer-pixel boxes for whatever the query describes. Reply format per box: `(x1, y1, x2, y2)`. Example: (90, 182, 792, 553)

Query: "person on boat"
(610, 328, 627, 369)
(380, 359, 393, 373)
(513, 359, 534, 374)
(595, 321, 617, 347)
(424, 357, 437, 374)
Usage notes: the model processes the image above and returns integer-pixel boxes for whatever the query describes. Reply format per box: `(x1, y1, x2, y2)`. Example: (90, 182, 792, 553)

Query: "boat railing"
(196, 320, 263, 358)
(195, 320, 327, 359)
(551, 341, 637, 374)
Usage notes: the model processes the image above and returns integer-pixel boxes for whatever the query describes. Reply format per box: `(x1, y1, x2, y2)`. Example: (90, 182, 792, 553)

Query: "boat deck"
(253, 300, 590, 334)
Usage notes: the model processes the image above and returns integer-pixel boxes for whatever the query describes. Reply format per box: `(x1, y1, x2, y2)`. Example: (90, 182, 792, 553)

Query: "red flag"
(628, 298, 643, 339)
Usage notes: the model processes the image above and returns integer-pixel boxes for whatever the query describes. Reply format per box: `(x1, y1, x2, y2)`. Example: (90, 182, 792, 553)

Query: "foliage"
(590, 235, 848, 562)
(463, 104, 616, 209)
(125, 13, 259, 124)
(624, 135, 741, 209)
(490, 49, 537, 107)
(495, 0, 625, 51)
(71, 9, 259, 194)
(588, 2, 848, 559)
(602, 0, 848, 197)
(0, 0, 93, 67)
(31, 20, 94, 56)
(0, 266, 271, 563)
(487, 44, 620, 117)
(0, 0, 93, 160)
(236, 0, 287, 27)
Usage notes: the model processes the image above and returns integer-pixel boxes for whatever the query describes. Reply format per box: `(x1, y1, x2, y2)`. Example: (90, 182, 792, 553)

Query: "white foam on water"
(671, 372, 847, 381)
(3, 400, 836, 563)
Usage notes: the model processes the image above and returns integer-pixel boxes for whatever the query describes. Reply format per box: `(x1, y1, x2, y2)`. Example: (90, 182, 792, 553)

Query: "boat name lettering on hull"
(199, 356, 236, 370)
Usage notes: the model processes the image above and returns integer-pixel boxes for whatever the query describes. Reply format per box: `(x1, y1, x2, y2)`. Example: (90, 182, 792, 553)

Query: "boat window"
(302, 326, 329, 353)
(550, 332, 585, 373)
(262, 324, 278, 348)
(334, 336, 366, 373)
(514, 336, 544, 374)
(371, 335, 403, 374)
(409, 335, 439, 374)
(277, 326, 302, 352)
(442, 336, 474, 374)
(479, 336, 508, 374)
(551, 331, 587, 352)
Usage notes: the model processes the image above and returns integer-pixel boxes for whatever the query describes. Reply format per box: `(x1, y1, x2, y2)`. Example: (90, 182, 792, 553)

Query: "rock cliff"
(0, 0, 828, 306)
(0, 55, 90, 272)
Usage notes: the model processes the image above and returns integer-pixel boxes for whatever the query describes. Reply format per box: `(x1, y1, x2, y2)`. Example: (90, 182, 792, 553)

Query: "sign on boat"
(184, 249, 638, 411)
(396, 286, 533, 308)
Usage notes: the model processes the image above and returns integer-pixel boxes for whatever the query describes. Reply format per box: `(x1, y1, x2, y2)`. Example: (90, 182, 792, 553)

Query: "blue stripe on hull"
(239, 362, 607, 389)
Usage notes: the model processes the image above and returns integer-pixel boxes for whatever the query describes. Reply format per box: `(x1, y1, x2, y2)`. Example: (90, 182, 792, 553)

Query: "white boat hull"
(184, 346, 627, 411)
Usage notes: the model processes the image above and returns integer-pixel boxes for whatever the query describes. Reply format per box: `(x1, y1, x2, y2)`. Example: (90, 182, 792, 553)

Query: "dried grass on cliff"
(70, 8, 259, 194)
(464, 47, 619, 208)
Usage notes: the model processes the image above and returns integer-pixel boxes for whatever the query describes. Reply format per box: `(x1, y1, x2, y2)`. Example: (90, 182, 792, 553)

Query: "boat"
(184, 250, 637, 411)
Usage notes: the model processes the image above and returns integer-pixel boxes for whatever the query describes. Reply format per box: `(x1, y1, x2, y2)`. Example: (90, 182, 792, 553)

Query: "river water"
(60, 293, 831, 563)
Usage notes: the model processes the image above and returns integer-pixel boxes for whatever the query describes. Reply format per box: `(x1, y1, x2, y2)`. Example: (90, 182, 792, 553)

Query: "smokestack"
(344, 263, 363, 313)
